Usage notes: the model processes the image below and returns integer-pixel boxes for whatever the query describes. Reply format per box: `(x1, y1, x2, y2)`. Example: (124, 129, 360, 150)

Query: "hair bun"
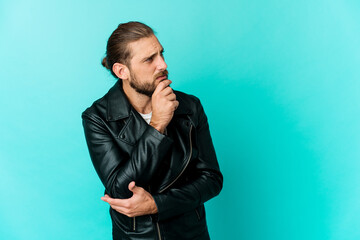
(102, 57, 109, 69)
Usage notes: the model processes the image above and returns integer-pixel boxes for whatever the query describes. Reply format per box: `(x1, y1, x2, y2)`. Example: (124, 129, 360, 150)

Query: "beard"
(129, 69, 168, 97)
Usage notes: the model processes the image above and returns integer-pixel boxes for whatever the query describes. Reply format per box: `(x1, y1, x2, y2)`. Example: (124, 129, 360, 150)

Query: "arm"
(102, 181, 158, 217)
(100, 100, 222, 220)
(152, 99, 223, 221)
(82, 80, 178, 199)
(82, 113, 173, 199)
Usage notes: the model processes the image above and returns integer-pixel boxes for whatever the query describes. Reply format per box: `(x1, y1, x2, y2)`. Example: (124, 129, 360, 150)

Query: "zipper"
(132, 217, 136, 231)
(159, 124, 193, 193)
(195, 208, 201, 220)
(155, 123, 192, 240)
(156, 222, 162, 240)
(149, 185, 162, 239)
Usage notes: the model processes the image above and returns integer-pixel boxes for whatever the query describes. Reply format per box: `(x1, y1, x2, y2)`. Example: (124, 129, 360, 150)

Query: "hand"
(101, 181, 158, 217)
(150, 79, 179, 134)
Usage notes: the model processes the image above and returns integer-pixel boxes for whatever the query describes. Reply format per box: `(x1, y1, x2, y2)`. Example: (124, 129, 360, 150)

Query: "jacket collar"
(106, 80, 192, 121)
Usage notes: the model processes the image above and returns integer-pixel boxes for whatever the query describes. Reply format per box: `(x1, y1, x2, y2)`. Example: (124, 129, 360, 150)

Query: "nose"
(157, 56, 167, 71)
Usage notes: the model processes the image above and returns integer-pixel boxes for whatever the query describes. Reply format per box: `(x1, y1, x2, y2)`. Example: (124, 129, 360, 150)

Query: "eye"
(145, 57, 153, 62)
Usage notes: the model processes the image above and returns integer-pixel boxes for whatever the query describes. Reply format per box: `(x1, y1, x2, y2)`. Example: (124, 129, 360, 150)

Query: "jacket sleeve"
(152, 99, 223, 221)
(82, 113, 173, 199)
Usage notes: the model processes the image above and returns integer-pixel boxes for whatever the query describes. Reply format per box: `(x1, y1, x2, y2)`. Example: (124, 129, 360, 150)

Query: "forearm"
(152, 169, 223, 221)
(110, 126, 173, 198)
(82, 114, 173, 199)
(152, 98, 223, 221)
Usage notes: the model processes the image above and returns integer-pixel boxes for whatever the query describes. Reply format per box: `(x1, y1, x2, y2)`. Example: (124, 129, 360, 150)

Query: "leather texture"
(82, 80, 223, 240)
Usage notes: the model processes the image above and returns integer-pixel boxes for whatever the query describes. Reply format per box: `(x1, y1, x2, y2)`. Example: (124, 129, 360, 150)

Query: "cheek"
(144, 68, 156, 79)
(133, 65, 156, 79)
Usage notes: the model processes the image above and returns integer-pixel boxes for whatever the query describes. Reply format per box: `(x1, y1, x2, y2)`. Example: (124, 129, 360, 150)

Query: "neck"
(122, 81, 152, 114)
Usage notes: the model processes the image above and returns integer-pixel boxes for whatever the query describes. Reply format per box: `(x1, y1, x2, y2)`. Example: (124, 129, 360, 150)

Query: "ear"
(112, 63, 129, 80)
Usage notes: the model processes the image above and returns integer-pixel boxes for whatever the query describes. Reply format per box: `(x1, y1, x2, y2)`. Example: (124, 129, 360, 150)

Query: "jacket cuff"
(152, 194, 166, 221)
(146, 124, 169, 141)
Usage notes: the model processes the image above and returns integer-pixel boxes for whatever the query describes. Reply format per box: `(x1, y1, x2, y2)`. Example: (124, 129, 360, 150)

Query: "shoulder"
(174, 90, 204, 115)
(82, 80, 130, 122)
(81, 89, 110, 122)
(174, 90, 202, 109)
(174, 90, 206, 127)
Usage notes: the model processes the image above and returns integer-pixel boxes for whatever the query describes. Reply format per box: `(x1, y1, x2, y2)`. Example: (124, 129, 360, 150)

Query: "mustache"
(154, 70, 169, 79)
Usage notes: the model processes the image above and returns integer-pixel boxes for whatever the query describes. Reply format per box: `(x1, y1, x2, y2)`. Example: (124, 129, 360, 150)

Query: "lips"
(156, 75, 168, 81)
(155, 70, 169, 81)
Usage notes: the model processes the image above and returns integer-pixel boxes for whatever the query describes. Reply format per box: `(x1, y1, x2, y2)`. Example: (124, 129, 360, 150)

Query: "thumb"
(128, 181, 142, 194)
(128, 181, 136, 192)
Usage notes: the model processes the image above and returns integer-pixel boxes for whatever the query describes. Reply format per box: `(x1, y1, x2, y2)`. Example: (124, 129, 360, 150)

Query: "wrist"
(149, 196, 158, 214)
(150, 121, 165, 134)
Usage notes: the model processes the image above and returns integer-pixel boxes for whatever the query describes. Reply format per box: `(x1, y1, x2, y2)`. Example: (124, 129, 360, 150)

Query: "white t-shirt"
(138, 111, 167, 135)
(138, 111, 152, 124)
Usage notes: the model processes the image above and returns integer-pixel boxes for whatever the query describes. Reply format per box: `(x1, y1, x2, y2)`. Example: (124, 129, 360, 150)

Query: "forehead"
(128, 35, 162, 61)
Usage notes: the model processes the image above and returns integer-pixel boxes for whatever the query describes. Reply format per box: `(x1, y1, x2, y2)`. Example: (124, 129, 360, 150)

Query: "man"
(82, 21, 223, 240)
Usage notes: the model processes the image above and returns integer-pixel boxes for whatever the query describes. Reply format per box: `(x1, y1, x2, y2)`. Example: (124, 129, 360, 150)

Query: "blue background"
(1, 0, 360, 239)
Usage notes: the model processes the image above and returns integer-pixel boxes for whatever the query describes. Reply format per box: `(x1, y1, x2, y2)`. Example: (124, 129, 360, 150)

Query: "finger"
(153, 80, 172, 95)
(102, 196, 128, 205)
(110, 205, 128, 215)
(166, 93, 177, 101)
(101, 194, 112, 202)
(110, 204, 125, 212)
(128, 181, 136, 191)
(101, 194, 111, 199)
(109, 202, 135, 217)
(129, 182, 144, 195)
(173, 101, 179, 110)
(101, 196, 111, 203)
(160, 86, 173, 96)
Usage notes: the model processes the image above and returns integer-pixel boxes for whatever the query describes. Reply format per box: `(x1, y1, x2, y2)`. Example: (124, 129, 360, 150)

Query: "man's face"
(127, 35, 168, 97)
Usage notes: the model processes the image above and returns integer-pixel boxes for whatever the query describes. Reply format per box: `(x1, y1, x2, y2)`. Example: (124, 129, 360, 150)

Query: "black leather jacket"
(82, 80, 223, 240)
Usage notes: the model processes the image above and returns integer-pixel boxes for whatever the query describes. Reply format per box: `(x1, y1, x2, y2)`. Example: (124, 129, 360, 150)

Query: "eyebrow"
(141, 48, 164, 62)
